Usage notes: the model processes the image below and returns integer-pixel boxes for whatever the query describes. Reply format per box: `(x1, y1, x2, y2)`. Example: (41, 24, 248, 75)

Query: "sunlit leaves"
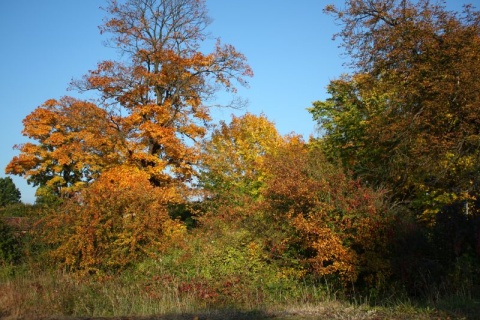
(42, 166, 184, 275)
(4, 0, 254, 277)
(199, 113, 285, 206)
(7, 0, 252, 195)
(6, 97, 122, 197)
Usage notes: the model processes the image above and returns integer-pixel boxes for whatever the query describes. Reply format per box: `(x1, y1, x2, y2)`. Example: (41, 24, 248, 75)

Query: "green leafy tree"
(0, 177, 21, 207)
(312, 1, 480, 288)
(314, 0, 480, 217)
(309, 74, 388, 184)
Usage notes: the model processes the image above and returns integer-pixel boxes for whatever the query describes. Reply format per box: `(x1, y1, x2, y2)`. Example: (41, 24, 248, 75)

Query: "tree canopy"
(199, 113, 285, 204)
(312, 0, 480, 216)
(6, 0, 252, 197)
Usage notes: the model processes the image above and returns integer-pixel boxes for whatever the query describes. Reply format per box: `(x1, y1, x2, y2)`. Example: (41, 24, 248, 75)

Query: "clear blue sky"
(0, 0, 474, 204)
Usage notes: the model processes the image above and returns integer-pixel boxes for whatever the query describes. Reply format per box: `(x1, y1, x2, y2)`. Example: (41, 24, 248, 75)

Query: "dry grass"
(1, 268, 475, 320)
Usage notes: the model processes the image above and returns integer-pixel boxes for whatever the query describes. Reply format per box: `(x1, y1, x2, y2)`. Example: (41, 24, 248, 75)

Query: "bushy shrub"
(260, 141, 393, 288)
(0, 203, 39, 218)
(147, 215, 307, 307)
(39, 166, 186, 275)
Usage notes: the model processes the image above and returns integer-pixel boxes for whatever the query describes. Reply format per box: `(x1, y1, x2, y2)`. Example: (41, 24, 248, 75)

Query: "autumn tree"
(198, 113, 284, 208)
(6, 98, 122, 198)
(314, 0, 480, 216)
(0, 177, 21, 207)
(6, 0, 252, 196)
(76, 0, 253, 188)
(311, 1, 480, 288)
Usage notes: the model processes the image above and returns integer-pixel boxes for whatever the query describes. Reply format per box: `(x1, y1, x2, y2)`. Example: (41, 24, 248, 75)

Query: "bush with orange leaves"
(40, 166, 186, 275)
(261, 139, 392, 287)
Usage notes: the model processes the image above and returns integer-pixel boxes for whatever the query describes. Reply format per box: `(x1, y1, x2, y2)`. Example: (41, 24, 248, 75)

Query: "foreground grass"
(1, 265, 478, 320)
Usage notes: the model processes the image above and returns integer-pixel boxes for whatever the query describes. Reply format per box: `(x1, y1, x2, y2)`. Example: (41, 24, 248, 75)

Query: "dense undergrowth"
(1, 201, 479, 320)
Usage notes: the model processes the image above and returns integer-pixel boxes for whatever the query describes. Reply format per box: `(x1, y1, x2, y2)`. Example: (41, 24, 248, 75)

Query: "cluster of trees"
(315, 0, 480, 218)
(309, 0, 480, 292)
(3, 0, 480, 295)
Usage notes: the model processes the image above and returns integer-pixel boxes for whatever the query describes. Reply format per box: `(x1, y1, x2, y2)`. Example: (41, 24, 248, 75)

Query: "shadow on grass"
(41, 310, 277, 320)
(434, 297, 480, 320)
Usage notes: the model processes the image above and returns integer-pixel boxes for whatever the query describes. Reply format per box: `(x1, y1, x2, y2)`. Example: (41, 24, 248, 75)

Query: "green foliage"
(0, 177, 21, 207)
(317, 0, 480, 217)
(0, 219, 21, 265)
(150, 217, 307, 306)
(34, 186, 64, 207)
(167, 202, 198, 229)
(311, 0, 480, 297)
(0, 203, 40, 218)
(308, 74, 389, 183)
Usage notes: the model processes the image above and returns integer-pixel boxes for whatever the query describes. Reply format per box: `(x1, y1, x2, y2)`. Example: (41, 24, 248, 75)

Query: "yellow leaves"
(22, 107, 58, 139)
(200, 113, 285, 205)
(97, 165, 149, 191)
(162, 219, 187, 243)
(420, 188, 475, 225)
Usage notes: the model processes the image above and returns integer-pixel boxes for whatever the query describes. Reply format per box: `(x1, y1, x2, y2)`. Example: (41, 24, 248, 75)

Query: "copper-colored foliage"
(7, 0, 252, 197)
(261, 141, 391, 284)
(6, 0, 252, 274)
(41, 166, 184, 275)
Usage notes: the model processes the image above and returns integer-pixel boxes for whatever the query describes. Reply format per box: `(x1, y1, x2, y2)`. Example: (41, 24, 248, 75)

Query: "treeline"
(1, 0, 480, 317)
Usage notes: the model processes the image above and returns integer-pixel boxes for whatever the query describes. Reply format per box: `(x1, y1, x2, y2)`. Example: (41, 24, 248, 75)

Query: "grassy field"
(1, 264, 479, 320)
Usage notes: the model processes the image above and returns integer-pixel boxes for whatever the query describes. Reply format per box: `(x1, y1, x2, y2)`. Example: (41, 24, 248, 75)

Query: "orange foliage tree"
(6, 0, 252, 273)
(6, 97, 123, 198)
(6, 0, 252, 197)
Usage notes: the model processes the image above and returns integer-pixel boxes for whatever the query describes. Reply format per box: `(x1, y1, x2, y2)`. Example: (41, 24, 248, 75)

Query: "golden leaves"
(200, 113, 285, 203)
(42, 165, 184, 275)
(6, 0, 254, 275)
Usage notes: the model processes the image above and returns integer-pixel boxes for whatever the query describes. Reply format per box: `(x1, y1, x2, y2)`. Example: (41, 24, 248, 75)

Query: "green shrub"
(0, 219, 21, 265)
(143, 217, 308, 308)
